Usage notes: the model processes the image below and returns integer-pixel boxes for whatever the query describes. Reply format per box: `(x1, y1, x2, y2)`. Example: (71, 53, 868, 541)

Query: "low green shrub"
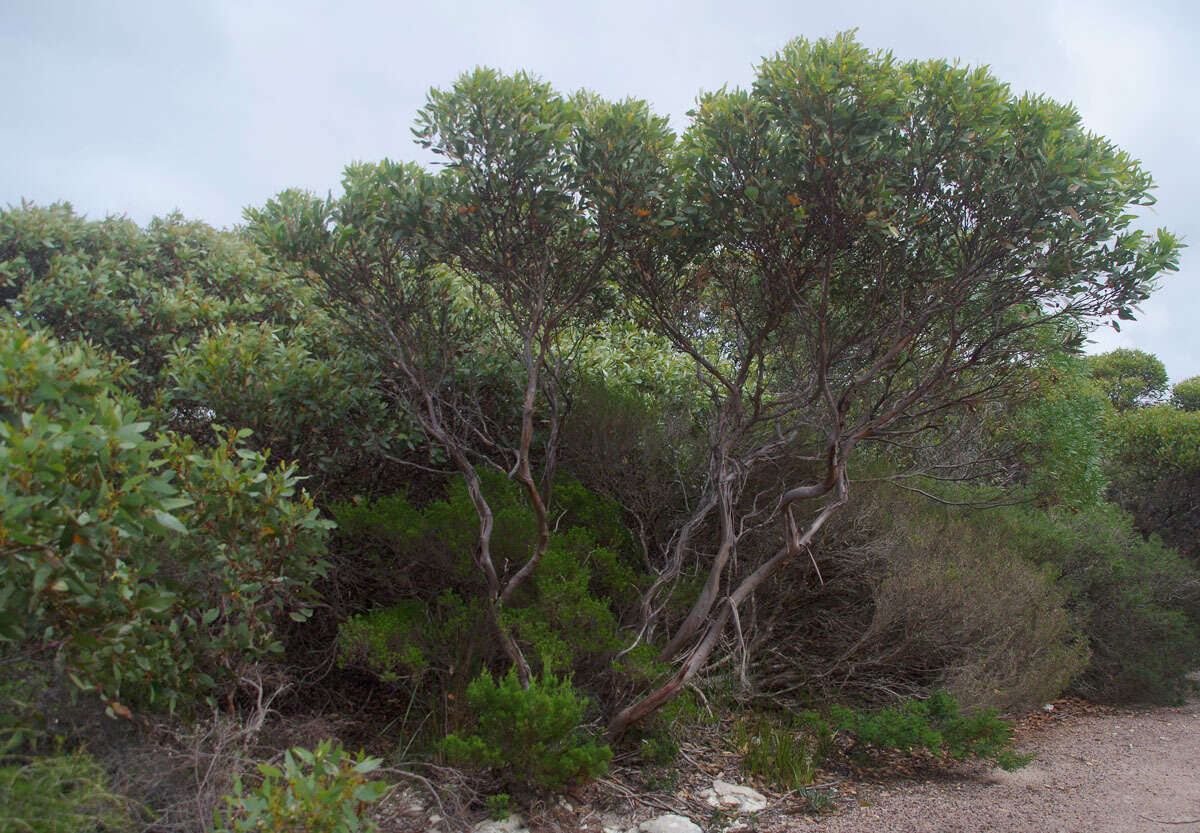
(337, 601, 429, 684)
(828, 690, 1027, 770)
(441, 669, 611, 791)
(213, 741, 386, 833)
(0, 750, 139, 832)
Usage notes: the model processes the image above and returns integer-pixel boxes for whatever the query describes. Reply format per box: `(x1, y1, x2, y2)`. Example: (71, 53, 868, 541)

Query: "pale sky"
(3, 0, 1197, 380)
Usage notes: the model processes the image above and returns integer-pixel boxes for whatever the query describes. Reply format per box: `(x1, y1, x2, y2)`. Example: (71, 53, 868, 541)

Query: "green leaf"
(152, 509, 189, 535)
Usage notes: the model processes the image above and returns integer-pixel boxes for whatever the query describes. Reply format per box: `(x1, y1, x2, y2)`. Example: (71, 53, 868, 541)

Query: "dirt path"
(781, 698, 1200, 833)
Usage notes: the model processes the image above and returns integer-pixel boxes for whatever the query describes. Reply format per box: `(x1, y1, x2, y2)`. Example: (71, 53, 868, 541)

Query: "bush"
(213, 741, 386, 833)
(1105, 405, 1200, 563)
(981, 503, 1200, 703)
(441, 669, 611, 791)
(0, 320, 331, 710)
(829, 690, 1027, 770)
(0, 750, 140, 832)
(757, 486, 1086, 713)
(330, 472, 645, 706)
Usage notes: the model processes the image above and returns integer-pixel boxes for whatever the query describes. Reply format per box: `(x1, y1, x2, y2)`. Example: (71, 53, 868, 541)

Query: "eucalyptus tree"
(607, 33, 1180, 736)
(248, 70, 673, 683)
(1085, 348, 1170, 410)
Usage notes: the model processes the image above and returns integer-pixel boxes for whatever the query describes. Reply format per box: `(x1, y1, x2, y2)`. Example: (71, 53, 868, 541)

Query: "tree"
(247, 69, 674, 685)
(1085, 348, 1169, 411)
(1106, 405, 1200, 564)
(1172, 376, 1200, 412)
(605, 33, 1179, 737)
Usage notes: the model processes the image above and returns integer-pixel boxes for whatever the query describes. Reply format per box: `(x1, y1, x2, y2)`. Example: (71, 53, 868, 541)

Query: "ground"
(775, 696, 1200, 833)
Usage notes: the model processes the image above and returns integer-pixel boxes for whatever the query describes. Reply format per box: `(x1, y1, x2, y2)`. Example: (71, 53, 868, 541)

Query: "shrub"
(0, 750, 140, 832)
(1105, 405, 1200, 563)
(330, 472, 645, 695)
(0, 320, 330, 710)
(441, 669, 611, 791)
(213, 741, 386, 833)
(996, 355, 1110, 508)
(829, 690, 1027, 770)
(985, 503, 1200, 703)
(760, 486, 1086, 713)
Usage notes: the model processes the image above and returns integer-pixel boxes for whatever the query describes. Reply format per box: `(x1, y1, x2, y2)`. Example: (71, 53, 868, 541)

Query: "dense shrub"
(332, 471, 643, 686)
(1173, 376, 1200, 412)
(754, 486, 1085, 713)
(0, 202, 405, 495)
(997, 355, 1111, 508)
(0, 750, 140, 832)
(441, 669, 611, 791)
(1105, 405, 1200, 564)
(0, 320, 330, 710)
(981, 503, 1200, 703)
(213, 741, 386, 833)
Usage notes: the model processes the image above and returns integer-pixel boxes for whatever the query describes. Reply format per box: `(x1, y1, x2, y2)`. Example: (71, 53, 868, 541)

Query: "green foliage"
(0, 750, 140, 832)
(0, 204, 295, 401)
(168, 321, 408, 484)
(829, 691, 1026, 770)
(982, 503, 1200, 703)
(331, 472, 642, 682)
(733, 714, 821, 790)
(1105, 405, 1200, 563)
(0, 202, 402, 493)
(441, 669, 611, 791)
(485, 793, 513, 821)
(337, 602, 429, 684)
(1000, 355, 1111, 507)
(0, 320, 330, 709)
(213, 741, 386, 833)
(1085, 349, 1169, 411)
(1172, 376, 1200, 412)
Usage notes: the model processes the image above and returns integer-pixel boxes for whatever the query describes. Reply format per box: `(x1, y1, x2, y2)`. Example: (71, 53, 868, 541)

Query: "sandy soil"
(778, 698, 1200, 833)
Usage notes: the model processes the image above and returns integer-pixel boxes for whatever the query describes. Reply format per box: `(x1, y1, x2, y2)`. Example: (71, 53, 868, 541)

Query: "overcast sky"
(4, 0, 1197, 380)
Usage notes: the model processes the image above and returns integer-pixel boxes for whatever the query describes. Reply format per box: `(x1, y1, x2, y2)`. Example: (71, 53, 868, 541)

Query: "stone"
(699, 779, 768, 813)
(637, 813, 703, 833)
(473, 813, 529, 833)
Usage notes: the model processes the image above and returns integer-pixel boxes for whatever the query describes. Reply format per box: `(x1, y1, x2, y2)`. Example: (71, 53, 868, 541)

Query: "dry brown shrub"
(752, 487, 1087, 712)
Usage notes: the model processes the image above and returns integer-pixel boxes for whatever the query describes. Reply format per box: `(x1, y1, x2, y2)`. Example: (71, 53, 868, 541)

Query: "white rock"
(699, 779, 768, 813)
(473, 813, 529, 833)
(637, 814, 703, 833)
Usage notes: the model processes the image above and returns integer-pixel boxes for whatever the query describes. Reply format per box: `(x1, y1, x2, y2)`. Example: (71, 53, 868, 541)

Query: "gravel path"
(781, 698, 1200, 833)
